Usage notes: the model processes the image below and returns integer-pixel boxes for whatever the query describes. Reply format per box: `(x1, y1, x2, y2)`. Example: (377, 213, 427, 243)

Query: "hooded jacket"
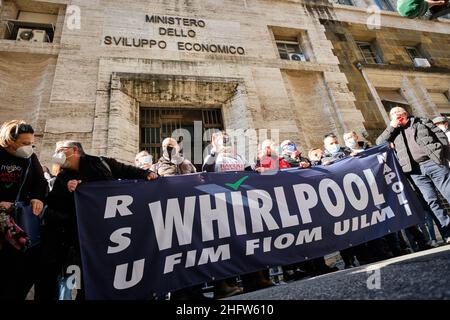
(321, 146, 352, 164)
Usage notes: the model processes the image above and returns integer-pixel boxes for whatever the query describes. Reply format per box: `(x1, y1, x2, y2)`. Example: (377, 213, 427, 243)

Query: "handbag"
(12, 202, 41, 249)
(11, 158, 42, 249)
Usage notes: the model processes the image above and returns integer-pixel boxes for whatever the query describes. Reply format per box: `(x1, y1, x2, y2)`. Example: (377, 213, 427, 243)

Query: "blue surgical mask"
(327, 144, 341, 154)
(345, 139, 357, 149)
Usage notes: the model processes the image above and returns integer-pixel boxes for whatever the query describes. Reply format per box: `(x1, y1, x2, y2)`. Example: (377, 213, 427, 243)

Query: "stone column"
(107, 76, 139, 163)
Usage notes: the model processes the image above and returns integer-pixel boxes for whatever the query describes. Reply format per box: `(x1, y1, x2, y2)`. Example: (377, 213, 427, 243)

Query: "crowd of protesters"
(1, 107, 450, 300)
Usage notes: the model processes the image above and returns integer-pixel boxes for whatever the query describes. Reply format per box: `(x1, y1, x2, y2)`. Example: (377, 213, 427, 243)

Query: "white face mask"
(345, 139, 357, 149)
(15, 145, 34, 159)
(44, 172, 52, 180)
(437, 124, 448, 132)
(52, 152, 69, 168)
(137, 155, 153, 168)
(327, 144, 341, 154)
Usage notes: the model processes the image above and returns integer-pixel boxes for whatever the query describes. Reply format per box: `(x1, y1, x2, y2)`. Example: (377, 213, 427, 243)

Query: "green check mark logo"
(225, 176, 249, 191)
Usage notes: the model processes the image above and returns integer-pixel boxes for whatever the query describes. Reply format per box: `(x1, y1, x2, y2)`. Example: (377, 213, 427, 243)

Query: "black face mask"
(165, 146, 174, 159)
(222, 136, 230, 146)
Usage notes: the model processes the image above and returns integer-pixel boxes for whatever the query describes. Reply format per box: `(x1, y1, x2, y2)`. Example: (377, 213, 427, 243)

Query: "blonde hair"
(0, 120, 31, 148)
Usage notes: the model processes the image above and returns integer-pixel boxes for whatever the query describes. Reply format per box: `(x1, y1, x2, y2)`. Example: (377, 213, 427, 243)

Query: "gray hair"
(55, 140, 85, 155)
(135, 150, 149, 160)
(389, 106, 408, 119)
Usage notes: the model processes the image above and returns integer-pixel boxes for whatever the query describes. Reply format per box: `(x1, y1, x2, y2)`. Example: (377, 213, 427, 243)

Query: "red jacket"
(257, 155, 291, 170)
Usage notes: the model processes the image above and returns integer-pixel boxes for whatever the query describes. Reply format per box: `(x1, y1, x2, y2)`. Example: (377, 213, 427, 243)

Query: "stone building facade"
(1, 0, 449, 167)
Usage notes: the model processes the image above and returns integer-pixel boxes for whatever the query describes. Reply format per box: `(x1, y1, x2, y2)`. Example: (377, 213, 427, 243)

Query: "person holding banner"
(150, 138, 196, 176)
(0, 120, 47, 300)
(322, 133, 364, 267)
(255, 139, 291, 174)
(256, 140, 338, 278)
(376, 107, 450, 243)
(150, 137, 202, 300)
(308, 148, 325, 166)
(203, 131, 274, 297)
(279, 140, 311, 169)
(202, 131, 247, 298)
(203, 131, 254, 173)
(322, 133, 352, 166)
(343, 131, 370, 155)
(134, 150, 153, 170)
(39, 140, 158, 300)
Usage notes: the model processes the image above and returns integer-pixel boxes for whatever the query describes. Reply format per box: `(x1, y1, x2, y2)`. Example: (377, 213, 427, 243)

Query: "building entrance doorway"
(139, 107, 223, 171)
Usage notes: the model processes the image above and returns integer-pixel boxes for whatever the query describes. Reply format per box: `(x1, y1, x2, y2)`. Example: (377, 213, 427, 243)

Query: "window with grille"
(276, 41, 306, 61)
(405, 47, 424, 61)
(356, 41, 383, 64)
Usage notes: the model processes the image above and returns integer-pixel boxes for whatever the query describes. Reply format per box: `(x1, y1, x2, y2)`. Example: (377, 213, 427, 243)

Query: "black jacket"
(354, 141, 371, 151)
(376, 116, 449, 173)
(321, 147, 352, 164)
(0, 147, 47, 203)
(280, 154, 311, 167)
(45, 154, 150, 247)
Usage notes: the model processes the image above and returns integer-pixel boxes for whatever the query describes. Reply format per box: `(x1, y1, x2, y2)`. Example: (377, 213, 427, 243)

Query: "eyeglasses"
(55, 146, 71, 153)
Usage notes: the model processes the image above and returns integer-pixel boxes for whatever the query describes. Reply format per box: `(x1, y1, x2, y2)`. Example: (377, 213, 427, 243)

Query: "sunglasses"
(12, 124, 33, 139)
